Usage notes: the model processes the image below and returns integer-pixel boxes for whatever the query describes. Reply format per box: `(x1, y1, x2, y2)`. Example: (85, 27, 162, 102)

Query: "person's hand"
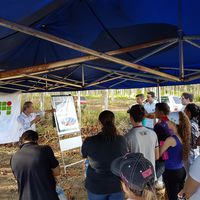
(35, 115, 41, 123)
(51, 108, 56, 112)
(178, 190, 188, 199)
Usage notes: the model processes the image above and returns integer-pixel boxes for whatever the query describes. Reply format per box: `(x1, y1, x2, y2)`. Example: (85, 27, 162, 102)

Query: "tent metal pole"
(82, 64, 85, 87)
(184, 39, 200, 49)
(23, 74, 82, 88)
(77, 91, 81, 128)
(86, 76, 123, 87)
(179, 38, 184, 80)
(178, 0, 184, 80)
(0, 85, 25, 91)
(184, 35, 200, 40)
(85, 64, 172, 81)
(109, 80, 127, 88)
(184, 73, 200, 81)
(159, 66, 200, 72)
(0, 18, 179, 81)
(114, 73, 156, 83)
(122, 40, 178, 70)
(157, 82, 161, 102)
(0, 80, 45, 91)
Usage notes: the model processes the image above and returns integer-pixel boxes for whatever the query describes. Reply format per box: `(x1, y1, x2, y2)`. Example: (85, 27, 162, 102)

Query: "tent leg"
(157, 83, 161, 103)
(77, 91, 81, 127)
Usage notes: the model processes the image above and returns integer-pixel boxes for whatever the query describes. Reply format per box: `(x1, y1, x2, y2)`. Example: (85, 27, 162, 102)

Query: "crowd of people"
(10, 92, 200, 200)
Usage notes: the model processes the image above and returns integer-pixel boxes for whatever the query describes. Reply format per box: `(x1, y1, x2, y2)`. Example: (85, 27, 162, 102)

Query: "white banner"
(0, 93, 21, 144)
(52, 95, 80, 135)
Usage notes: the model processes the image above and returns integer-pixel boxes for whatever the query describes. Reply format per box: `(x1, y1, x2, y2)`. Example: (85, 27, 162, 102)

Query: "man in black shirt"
(10, 130, 60, 200)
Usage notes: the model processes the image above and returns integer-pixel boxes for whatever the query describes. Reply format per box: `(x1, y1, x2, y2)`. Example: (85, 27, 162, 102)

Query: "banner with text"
(52, 95, 80, 135)
(0, 93, 21, 144)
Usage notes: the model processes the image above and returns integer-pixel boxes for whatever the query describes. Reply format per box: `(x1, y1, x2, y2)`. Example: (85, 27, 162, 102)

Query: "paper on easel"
(52, 95, 80, 135)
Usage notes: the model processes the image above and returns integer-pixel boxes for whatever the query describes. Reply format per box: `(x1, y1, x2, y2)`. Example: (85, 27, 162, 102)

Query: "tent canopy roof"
(0, 0, 200, 92)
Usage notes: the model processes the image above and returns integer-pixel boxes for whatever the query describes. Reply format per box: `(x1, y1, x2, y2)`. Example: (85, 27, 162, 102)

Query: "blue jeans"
(87, 191, 124, 200)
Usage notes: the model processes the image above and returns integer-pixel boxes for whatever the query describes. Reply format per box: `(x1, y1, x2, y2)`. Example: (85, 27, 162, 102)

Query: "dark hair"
(129, 104, 145, 123)
(155, 103, 170, 115)
(23, 101, 33, 112)
(185, 103, 200, 125)
(99, 110, 117, 142)
(147, 91, 155, 98)
(136, 94, 144, 99)
(20, 130, 39, 143)
(182, 93, 194, 102)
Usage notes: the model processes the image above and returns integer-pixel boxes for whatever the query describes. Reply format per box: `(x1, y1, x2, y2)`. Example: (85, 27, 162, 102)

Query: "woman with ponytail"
(160, 111, 191, 200)
(184, 103, 200, 165)
(81, 110, 127, 200)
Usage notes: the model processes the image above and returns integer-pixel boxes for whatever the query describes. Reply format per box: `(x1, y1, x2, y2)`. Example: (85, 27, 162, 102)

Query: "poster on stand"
(52, 95, 80, 135)
(0, 92, 21, 144)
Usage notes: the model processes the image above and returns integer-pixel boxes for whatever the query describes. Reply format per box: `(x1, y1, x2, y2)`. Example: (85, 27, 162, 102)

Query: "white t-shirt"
(125, 126, 159, 180)
(144, 102, 156, 129)
(190, 156, 200, 200)
(18, 111, 44, 135)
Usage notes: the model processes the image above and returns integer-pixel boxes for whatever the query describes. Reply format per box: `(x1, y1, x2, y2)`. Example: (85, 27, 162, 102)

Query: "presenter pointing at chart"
(18, 101, 55, 135)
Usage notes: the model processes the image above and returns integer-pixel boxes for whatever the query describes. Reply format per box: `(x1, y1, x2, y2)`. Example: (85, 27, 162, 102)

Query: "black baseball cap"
(111, 153, 155, 192)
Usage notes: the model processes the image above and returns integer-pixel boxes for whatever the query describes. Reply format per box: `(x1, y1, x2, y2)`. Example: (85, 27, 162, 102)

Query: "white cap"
(168, 112, 180, 125)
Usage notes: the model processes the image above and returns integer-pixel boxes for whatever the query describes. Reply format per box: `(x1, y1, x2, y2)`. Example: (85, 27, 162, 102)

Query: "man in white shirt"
(144, 91, 156, 129)
(178, 156, 200, 200)
(18, 101, 54, 135)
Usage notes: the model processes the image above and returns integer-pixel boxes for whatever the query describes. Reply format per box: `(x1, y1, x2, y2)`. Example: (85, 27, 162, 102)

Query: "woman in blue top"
(81, 110, 127, 200)
(160, 111, 191, 200)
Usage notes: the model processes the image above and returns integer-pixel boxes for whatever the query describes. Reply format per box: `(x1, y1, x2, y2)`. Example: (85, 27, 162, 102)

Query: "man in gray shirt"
(125, 104, 159, 180)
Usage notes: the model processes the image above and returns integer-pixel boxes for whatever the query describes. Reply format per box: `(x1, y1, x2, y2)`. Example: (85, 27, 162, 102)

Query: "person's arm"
(154, 134, 160, 160)
(155, 147, 160, 160)
(178, 176, 200, 199)
(18, 114, 40, 130)
(44, 108, 56, 114)
(81, 138, 89, 158)
(159, 137, 176, 157)
(45, 146, 60, 176)
(145, 112, 155, 119)
(30, 115, 41, 126)
(52, 165, 61, 176)
(124, 133, 132, 153)
(179, 156, 200, 198)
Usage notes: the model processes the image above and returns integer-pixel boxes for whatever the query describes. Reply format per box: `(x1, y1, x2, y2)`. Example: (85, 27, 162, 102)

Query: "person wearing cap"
(81, 110, 127, 200)
(125, 104, 159, 182)
(111, 152, 157, 200)
(18, 101, 55, 135)
(144, 92, 157, 129)
(10, 130, 60, 200)
(160, 111, 191, 200)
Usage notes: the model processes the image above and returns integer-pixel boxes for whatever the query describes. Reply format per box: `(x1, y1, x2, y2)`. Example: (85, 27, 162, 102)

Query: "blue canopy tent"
(0, 0, 200, 92)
